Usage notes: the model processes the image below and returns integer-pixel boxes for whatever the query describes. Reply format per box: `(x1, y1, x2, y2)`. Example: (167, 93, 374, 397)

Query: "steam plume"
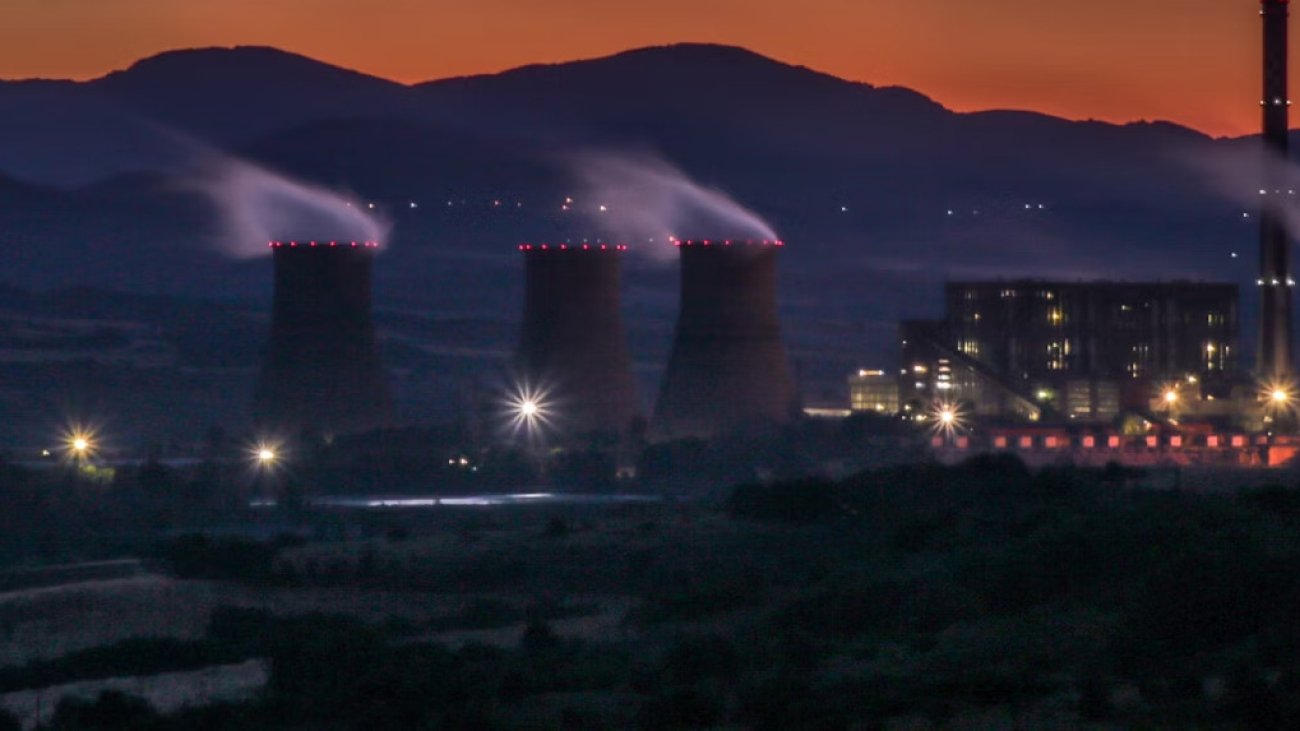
(1183, 142, 1300, 236)
(193, 157, 389, 259)
(564, 149, 777, 259)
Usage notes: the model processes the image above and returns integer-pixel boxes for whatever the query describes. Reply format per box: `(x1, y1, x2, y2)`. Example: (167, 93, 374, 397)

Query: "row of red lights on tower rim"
(517, 244, 629, 252)
(267, 241, 381, 248)
(672, 239, 785, 247)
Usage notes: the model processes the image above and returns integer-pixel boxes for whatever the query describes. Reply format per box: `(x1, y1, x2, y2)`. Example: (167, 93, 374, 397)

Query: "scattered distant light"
(840, 206, 849, 212)
(946, 210, 954, 216)
(409, 201, 418, 209)
(1232, 252, 1240, 258)
(1037, 204, 1045, 209)
(599, 205, 608, 212)
(367, 203, 376, 209)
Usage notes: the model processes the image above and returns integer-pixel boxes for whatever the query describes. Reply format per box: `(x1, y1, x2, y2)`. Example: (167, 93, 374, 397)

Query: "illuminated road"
(249, 492, 664, 509)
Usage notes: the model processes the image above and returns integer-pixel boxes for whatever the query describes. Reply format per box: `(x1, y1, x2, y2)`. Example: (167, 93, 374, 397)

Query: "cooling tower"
(514, 243, 643, 435)
(253, 240, 394, 435)
(651, 239, 799, 440)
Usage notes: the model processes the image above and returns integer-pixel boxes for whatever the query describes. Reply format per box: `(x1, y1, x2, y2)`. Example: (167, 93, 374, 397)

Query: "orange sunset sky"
(0, 0, 1281, 137)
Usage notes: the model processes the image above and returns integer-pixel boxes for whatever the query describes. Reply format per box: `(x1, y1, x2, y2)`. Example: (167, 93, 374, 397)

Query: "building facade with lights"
(848, 370, 900, 414)
(899, 280, 1239, 422)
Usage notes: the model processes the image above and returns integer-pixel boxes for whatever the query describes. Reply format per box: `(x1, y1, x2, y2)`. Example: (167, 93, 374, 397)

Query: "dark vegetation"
(7, 454, 1300, 727)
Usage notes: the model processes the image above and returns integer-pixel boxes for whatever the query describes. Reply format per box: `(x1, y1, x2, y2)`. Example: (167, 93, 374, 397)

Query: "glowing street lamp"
(250, 441, 283, 472)
(61, 425, 99, 464)
(1258, 379, 1298, 432)
(928, 401, 966, 440)
(1261, 379, 1295, 411)
(505, 380, 554, 442)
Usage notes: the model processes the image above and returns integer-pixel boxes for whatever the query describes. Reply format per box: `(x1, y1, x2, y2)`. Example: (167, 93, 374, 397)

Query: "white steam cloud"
(564, 149, 778, 259)
(193, 157, 390, 259)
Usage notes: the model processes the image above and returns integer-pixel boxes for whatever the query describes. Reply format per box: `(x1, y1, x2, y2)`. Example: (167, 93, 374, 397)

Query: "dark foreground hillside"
(3, 456, 1300, 728)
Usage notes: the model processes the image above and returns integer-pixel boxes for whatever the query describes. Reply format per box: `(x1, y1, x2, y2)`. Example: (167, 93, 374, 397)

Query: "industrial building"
(252, 240, 394, 435)
(897, 280, 1238, 421)
(876, 0, 1300, 456)
(848, 370, 899, 415)
(652, 240, 799, 440)
(513, 243, 643, 436)
(943, 280, 1237, 380)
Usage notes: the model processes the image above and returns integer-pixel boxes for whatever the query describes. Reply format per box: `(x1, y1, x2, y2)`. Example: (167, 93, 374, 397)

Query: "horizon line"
(0, 42, 1253, 141)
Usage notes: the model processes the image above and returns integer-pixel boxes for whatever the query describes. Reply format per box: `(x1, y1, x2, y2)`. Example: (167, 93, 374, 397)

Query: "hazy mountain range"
(0, 43, 1275, 408)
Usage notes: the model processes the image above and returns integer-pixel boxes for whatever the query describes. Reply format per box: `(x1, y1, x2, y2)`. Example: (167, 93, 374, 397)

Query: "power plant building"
(849, 370, 900, 415)
(652, 240, 799, 440)
(253, 240, 394, 435)
(901, 280, 1238, 421)
(513, 243, 643, 436)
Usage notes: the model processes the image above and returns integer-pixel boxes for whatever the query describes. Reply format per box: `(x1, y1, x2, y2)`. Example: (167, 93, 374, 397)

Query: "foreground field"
(3, 459, 1300, 728)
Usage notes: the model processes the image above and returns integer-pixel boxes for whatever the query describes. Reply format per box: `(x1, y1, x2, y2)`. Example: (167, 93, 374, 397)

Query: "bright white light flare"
(928, 402, 966, 439)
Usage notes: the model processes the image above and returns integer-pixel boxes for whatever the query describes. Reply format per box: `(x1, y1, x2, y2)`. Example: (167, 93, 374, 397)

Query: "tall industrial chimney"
(1260, 0, 1294, 379)
(514, 243, 643, 435)
(253, 240, 394, 435)
(651, 240, 799, 440)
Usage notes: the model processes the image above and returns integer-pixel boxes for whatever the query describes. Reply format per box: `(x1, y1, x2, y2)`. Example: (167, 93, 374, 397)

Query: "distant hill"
(0, 43, 1270, 397)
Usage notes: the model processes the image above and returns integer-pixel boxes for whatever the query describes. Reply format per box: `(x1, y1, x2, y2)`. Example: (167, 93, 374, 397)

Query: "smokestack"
(1260, 0, 1294, 379)
(514, 243, 643, 435)
(651, 239, 799, 440)
(253, 240, 394, 435)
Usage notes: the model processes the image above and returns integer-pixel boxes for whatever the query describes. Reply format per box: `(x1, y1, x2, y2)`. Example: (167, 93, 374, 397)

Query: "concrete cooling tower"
(253, 240, 394, 435)
(514, 243, 643, 435)
(651, 239, 799, 440)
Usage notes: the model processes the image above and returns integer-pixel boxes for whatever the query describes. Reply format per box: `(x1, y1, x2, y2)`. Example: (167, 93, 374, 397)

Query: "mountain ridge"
(0, 41, 1267, 387)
